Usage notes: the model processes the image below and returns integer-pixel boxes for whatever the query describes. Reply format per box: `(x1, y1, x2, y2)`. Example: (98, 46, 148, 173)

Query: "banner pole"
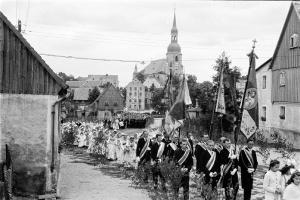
(234, 47, 255, 153)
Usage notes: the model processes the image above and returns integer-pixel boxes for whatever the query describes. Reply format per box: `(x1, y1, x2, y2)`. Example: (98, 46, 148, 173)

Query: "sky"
(0, 0, 292, 87)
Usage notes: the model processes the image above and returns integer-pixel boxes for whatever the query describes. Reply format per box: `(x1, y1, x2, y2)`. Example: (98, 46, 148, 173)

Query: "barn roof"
(0, 11, 67, 90)
(269, 2, 299, 69)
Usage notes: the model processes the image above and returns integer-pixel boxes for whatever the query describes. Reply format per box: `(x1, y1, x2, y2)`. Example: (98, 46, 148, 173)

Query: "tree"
(151, 88, 167, 114)
(88, 87, 100, 103)
(119, 87, 127, 104)
(187, 75, 198, 107)
(135, 72, 145, 83)
(212, 52, 242, 134)
(57, 72, 77, 83)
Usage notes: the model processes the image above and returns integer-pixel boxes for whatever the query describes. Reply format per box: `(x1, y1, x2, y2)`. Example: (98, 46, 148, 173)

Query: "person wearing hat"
(239, 138, 258, 200)
(151, 133, 167, 190)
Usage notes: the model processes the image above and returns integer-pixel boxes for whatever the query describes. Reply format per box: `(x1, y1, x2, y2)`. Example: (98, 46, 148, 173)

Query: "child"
(283, 170, 300, 200)
(280, 164, 295, 187)
(263, 160, 284, 200)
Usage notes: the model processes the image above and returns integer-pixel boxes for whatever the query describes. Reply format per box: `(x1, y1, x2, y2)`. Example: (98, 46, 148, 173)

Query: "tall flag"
(240, 48, 259, 139)
(165, 75, 192, 134)
(215, 65, 226, 114)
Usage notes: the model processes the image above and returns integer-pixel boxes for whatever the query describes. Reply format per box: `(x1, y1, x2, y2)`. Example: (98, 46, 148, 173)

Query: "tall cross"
(252, 39, 257, 49)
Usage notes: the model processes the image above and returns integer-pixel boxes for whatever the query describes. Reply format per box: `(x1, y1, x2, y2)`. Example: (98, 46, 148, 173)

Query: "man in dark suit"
(136, 130, 152, 183)
(202, 140, 221, 190)
(173, 138, 193, 200)
(195, 134, 210, 175)
(151, 133, 167, 190)
(239, 138, 258, 200)
(219, 138, 239, 200)
(165, 133, 180, 160)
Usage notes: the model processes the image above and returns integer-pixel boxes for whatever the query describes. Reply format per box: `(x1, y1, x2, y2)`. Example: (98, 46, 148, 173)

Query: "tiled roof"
(73, 88, 90, 101)
(66, 81, 103, 88)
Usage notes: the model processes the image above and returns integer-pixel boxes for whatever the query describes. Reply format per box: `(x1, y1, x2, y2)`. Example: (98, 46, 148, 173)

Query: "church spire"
(133, 64, 138, 80)
(171, 11, 178, 42)
(172, 12, 177, 29)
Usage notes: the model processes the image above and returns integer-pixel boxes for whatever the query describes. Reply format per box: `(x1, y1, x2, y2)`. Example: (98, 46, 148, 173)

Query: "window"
(290, 34, 299, 48)
(280, 106, 285, 120)
(279, 71, 286, 86)
(104, 102, 109, 106)
(130, 87, 132, 91)
(129, 99, 131, 103)
(134, 87, 137, 90)
(134, 99, 136, 103)
(134, 92, 137, 96)
(262, 76, 266, 89)
(129, 92, 132, 96)
(140, 87, 142, 90)
(139, 99, 141, 103)
(261, 106, 266, 121)
(175, 56, 178, 62)
(139, 92, 142, 97)
(114, 102, 118, 107)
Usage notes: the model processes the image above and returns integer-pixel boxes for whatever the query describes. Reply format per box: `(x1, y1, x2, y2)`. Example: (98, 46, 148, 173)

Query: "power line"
(40, 53, 145, 64)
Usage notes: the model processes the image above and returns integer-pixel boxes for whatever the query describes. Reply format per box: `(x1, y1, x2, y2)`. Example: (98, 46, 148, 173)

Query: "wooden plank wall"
(272, 6, 300, 103)
(272, 68, 300, 103)
(0, 21, 61, 95)
(273, 8, 300, 70)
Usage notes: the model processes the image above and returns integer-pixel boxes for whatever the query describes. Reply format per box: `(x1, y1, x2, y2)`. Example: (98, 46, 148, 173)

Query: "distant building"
(143, 76, 163, 89)
(89, 84, 124, 120)
(137, 12, 184, 85)
(0, 12, 68, 196)
(126, 75, 145, 111)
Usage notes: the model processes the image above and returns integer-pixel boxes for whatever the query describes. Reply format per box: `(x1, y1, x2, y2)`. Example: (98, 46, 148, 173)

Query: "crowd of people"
(134, 131, 300, 200)
(62, 121, 300, 200)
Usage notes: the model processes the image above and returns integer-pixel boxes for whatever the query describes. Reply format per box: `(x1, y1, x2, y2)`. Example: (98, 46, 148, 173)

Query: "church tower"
(133, 64, 138, 80)
(166, 12, 183, 76)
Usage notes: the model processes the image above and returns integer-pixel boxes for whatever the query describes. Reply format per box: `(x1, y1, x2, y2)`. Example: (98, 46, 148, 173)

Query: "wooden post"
(234, 41, 257, 153)
(0, 21, 4, 92)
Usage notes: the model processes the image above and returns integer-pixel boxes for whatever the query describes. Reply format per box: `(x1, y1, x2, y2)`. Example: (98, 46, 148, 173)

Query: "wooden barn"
(266, 2, 300, 148)
(89, 84, 124, 120)
(0, 12, 68, 196)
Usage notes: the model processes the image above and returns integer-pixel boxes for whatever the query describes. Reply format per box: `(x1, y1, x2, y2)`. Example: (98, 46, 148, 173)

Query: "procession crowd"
(61, 121, 300, 200)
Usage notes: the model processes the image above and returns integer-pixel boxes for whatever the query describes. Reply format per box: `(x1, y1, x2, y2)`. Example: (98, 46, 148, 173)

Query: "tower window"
(280, 106, 285, 120)
(175, 56, 178, 62)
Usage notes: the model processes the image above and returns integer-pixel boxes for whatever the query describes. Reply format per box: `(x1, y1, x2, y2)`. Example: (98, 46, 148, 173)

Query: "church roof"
(167, 42, 181, 52)
(141, 59, 168, 75)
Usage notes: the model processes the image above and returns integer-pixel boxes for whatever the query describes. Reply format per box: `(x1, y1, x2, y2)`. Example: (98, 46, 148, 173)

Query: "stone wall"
(271, 103, 300, 149)
(0, 94, 60, 196)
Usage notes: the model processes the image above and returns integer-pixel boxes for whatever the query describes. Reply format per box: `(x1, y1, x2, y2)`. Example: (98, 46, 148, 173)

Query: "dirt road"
(57, 149, 150, 200)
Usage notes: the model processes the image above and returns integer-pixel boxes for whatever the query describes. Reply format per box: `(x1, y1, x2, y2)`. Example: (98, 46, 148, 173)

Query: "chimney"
(18, 20, 22, 32)
(195, 98, 199, 108)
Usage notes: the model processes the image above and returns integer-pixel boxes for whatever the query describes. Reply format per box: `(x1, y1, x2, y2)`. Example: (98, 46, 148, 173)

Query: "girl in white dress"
(107, 131, 117, 160)
(263, 160, 285, 200)
(283, 171, 300, 200)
